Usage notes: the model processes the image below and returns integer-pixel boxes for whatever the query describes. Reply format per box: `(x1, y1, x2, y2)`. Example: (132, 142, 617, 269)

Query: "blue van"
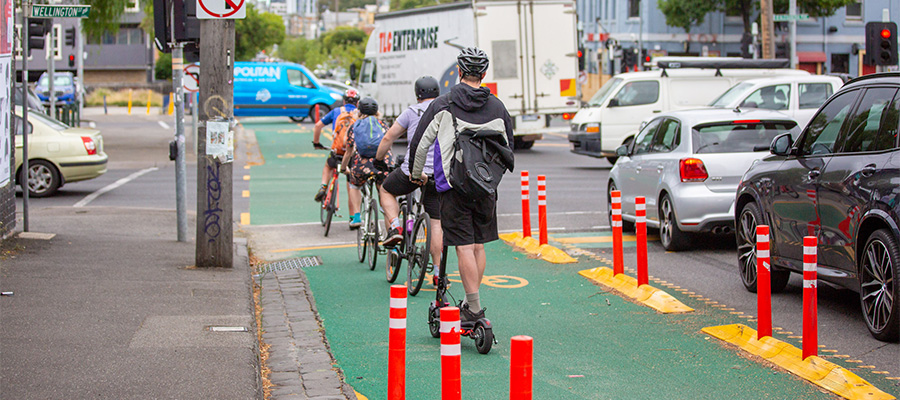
(233, 62, 343, 122)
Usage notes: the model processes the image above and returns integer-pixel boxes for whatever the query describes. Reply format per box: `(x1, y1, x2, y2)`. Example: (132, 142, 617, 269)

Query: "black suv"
(735, 73, 900, 342)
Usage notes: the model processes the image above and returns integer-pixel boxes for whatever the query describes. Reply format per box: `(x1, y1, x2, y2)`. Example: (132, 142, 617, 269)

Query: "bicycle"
(427, 245, 495, 354)
(384, 172, 432, 295)
(356, 175, 381, 271)
(319, 152, 342, 237)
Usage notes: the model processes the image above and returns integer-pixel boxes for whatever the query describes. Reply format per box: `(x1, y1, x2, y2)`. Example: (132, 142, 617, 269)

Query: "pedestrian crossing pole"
(196, 18, 235, 268)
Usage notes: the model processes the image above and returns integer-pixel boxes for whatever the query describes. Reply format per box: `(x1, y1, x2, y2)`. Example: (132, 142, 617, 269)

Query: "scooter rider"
(408, 48, 515, 322)
(375, 77, 443, 262)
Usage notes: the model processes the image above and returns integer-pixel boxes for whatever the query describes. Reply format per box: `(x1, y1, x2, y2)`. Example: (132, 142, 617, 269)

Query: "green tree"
(155, 53, 172, 80)
(82, 0, 129, 39)
(391, 0, 455, 11)
(658, 0, 717, 52)
(235, 4, 286, 60)
(278, 27, 368, 73)
(279, 36, 328, 67)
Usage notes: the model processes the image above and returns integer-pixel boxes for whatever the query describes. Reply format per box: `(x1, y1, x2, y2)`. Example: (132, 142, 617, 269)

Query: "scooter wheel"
(473, 322, 493, 354)
(428, 307, 440, 338)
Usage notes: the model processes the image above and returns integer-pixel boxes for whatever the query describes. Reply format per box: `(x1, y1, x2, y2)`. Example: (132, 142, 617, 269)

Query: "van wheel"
(289, 116, 306, 123)
(310, 104, 331, 124)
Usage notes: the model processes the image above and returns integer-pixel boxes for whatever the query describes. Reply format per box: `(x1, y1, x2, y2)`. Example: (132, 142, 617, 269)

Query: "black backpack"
(446, 102, 514, 199)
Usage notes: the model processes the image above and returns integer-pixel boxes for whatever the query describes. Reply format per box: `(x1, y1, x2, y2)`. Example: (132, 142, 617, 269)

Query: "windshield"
(692, 120, 798, 153)
(587, 78, 621, 107)
(38, 75, 74, 88)
(709, 82, 755, 107)
(30, 110, 71, 130)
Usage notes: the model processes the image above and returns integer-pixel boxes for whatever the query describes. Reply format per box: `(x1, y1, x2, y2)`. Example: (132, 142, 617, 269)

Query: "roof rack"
(657, 58, 790, 77)
(844, 72, 900, 86)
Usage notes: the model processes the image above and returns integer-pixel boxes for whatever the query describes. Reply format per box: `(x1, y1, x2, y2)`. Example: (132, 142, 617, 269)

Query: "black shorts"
(382, 168, 441, 220)
(326, 153, 341, 169)
(440, 189, 498, 246)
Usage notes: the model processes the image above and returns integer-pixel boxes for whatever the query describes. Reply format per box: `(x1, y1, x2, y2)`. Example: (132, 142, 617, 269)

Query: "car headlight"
(329, 92, 342, 101)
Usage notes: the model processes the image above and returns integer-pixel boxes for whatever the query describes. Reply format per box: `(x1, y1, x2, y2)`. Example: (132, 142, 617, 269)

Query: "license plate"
(570, 142, 575, 151)
(521, 114, 539, 122)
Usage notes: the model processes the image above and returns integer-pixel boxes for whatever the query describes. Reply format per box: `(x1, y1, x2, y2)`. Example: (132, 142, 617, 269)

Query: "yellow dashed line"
(240, 213, 250, 225)
(242, 190, 250, 198)
(244, 165, 250, 170)
(243, 175, 250, 181)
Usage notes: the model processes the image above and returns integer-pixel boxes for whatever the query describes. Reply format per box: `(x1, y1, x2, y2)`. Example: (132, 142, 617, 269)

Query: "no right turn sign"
(197, 0, 246, 19)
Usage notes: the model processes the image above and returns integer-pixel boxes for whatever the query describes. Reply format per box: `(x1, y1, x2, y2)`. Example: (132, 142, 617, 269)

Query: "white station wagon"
(708, 75, 845, 129)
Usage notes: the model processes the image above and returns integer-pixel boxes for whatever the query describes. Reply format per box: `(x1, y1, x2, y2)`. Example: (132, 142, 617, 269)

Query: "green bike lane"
(243, 119, 835, 399)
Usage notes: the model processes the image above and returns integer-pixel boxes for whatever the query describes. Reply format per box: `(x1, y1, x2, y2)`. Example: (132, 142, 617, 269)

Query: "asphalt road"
(18, 110, 898, 394)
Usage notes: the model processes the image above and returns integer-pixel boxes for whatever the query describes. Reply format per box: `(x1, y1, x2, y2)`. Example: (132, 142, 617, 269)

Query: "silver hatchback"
(608, 108, 800, 251)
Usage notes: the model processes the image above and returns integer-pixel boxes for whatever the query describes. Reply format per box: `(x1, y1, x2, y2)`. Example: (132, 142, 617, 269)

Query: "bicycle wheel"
(324, 179, 338, 237)
(356, 199, 367, 263)
(386, 248, 402, 282)
(367, 195, 379, 271)
(407, 213, 431, 296)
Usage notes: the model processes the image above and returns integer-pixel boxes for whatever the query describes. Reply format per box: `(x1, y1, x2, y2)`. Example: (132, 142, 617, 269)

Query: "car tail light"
(562, 112, 574, 120)
(81, 136, 97, 155)
(680, 158, 708, 182)
(733, 119, 761, 124)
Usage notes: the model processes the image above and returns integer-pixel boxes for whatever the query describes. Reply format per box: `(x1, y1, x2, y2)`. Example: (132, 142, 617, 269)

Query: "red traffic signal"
(68, 54, 75, 67)
(865, 22, 898, 66)
(882, 29, 892, 39)
(576, 49, 582, 58)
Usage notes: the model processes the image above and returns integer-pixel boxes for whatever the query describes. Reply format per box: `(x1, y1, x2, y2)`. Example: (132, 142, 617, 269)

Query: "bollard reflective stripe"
(388, 285, 406, 400)
(611, 190, 624, 275)
(756, 225, 772, 339)
(802, 236, 818, 360)
(440, 306, 461, 400)
(636, 196, 648, 286)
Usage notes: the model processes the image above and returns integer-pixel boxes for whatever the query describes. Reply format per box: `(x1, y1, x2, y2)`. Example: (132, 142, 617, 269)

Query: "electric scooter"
(427, 246, 496, 354)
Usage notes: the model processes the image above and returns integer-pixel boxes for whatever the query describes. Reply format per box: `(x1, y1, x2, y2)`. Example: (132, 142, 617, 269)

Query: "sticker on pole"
(197, 0, 246, 19)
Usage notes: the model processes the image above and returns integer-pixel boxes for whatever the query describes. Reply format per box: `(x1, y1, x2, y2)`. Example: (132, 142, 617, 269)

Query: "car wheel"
(659, 194, 691, 251)
(21, 160, 61, 198)
(607, 181, 634, 232)
(736, 201, 790, 293)
(859, 229, 900, 342)
(310, 104, 331, 124)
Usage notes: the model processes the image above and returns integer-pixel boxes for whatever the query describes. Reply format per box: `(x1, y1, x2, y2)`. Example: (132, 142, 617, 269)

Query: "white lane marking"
(73, 167, 158, 207)
(498, 210, 606, 217)
(88, 122, 97, 128)
(158, 121, 171, 130)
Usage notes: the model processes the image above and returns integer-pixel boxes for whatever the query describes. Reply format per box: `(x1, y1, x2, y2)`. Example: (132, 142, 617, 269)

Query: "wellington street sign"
(31, 5, 92, 19)
(773, 13, 809, 22)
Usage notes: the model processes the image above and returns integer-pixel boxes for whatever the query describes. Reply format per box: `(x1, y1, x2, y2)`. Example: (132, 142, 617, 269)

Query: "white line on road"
(73, 167, 159, 208)
(498, 210, 606, 217)
(158, 121, 171, 130)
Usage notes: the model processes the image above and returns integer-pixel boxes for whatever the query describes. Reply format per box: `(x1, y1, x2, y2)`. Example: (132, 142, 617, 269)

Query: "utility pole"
(77, 19, 84, 119)
(22, 14, 31, 232)
(196, 19, 234, 268)
(47, 24, 55, 117)
(789, 0, 797, 68)
(169, 1, 188, 242)
(760, 0, 775, 59)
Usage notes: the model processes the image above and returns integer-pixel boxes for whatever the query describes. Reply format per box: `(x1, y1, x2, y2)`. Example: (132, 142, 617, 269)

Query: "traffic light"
(577, 47, 585, 70)
(27, 19, 50, 55)
(865, 22, 898, 66)
(153, 0, 200, 53)
(65, 27, 76, 47)
(68, 54, 75, 67)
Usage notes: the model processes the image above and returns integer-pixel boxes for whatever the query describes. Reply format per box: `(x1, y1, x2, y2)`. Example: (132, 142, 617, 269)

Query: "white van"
(707, 75, 845, 129)
(568, 60, 808, 163)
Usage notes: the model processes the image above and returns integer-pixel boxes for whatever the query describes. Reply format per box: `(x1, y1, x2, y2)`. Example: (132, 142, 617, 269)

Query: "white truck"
(357, 0, 579, 149)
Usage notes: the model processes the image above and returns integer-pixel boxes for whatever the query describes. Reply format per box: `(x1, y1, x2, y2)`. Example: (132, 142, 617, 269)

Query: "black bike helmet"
(358, 97, 378, 115)
(343, 89, 360, 105)
(457, 47, 489, 77)
(414, 76, 440, 100)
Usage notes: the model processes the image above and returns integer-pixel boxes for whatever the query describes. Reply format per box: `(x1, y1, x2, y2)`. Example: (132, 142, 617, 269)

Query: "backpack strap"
(447, 100, 460, 139)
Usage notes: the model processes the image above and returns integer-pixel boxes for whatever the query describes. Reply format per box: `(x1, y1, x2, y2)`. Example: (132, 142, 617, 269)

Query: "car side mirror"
(770, 133, 793, 156)
(616, 144, 629, 157)
(608, 98, 619, 107)
(349, 64, 358, 81)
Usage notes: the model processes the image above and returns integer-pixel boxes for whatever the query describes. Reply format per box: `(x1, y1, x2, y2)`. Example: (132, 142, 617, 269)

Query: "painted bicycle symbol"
(413, 273, 529, 291)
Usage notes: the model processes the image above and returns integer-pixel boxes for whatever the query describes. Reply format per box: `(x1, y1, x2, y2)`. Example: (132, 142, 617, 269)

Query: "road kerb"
(578, 266, 694, 314)
(702, 324, 895, 400)
(499, 232, 577, 264)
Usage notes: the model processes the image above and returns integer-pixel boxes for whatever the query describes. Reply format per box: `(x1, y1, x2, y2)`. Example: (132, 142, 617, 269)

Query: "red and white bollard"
(537, 175, 548, 245)
(610, 190, 624, 276)
(388, 285, 406, 400)
(509, 336, 533, 400)
(635, 196, 648, 286)
(440, 306, 461, 400)
(803, 236, 818, 359)
(521, 171, 532, 238)
(756, 225, 772, 339)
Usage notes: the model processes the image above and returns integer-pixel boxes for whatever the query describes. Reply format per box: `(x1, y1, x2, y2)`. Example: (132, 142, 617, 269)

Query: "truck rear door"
(474, 0, 578, 116)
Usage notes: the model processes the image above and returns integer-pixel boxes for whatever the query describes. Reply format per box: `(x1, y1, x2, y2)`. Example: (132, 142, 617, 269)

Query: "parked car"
(13, 84, 45, 112)
(569, 59, 808, 164)
(734, 72, 900, 342)
(35, 72, 78, 105)
(608, 108, 800, 251)
(14, 106, 107, 197)
(708, 75, 845, 129)
(318, 79, 359, 95)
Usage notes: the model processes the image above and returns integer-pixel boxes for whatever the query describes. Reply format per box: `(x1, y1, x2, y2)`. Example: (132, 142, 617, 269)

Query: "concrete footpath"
(0, 207, 260, 398)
